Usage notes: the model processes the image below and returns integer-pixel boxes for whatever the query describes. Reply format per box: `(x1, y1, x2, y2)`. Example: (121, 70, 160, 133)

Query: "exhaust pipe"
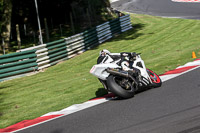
(106, 68, 138, 86)
(106, 68, 129, 78)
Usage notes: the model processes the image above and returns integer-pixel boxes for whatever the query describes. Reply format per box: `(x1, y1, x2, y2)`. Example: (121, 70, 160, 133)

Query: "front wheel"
(147, 69, 162, 88)
(106, 75, 136, 99)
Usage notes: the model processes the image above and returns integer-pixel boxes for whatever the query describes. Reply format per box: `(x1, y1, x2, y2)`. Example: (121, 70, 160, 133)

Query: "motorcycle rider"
(99, 49, 141, 79)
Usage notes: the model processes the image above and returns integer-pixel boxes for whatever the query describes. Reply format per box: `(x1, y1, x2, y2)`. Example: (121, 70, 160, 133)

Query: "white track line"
(172, 0, 200, 2)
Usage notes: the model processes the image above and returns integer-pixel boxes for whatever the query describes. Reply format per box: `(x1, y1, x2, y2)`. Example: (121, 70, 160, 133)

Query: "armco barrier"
(0, 49, 38, 81)
(0, 15, 132, 82)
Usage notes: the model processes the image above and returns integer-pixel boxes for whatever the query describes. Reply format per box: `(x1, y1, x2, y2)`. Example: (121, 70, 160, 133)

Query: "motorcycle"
(90, 50, 162, 99)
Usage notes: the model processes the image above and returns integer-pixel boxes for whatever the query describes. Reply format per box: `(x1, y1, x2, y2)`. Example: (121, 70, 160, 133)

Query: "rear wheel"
(107, 75, 136, 99)
(147, 69, 162, 88)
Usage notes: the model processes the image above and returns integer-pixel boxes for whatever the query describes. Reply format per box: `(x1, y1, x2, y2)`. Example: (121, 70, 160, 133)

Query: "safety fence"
(0, 14, 132, 82)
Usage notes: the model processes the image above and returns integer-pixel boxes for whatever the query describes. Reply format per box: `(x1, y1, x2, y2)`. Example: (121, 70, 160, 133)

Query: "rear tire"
(107, 75, 135, 99)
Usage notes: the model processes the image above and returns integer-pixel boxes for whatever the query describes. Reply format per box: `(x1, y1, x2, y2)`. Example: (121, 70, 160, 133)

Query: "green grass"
(1, 13, 200, 128)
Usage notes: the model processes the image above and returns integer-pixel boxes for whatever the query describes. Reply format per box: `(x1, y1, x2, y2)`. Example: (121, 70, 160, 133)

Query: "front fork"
(128, 69, 151, 89)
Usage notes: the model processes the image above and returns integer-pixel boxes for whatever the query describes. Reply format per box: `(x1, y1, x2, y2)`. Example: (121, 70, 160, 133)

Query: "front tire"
(106, 75, 135, 99)
(147, 69, 162, 88)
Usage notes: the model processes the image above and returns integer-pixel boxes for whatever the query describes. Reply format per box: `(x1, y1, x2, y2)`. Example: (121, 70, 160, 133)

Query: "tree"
(0, 0, 113, 53)
(1, 0, 12, 51)
(0, 0, 3, 51)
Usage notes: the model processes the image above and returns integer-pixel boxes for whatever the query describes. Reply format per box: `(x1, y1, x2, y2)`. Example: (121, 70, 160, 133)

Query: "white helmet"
(99, 49, 111, 56)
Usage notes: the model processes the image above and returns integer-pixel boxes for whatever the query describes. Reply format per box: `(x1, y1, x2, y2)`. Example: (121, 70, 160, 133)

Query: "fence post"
(33, 31, 36, 46)
(70, 12, 75, 34)
(44, 18, 50, 42)
(60, 24, 63, 37)
(24, 24, 27, 36)
(2, 38, 5, 55)
(16, 24, 21, 50)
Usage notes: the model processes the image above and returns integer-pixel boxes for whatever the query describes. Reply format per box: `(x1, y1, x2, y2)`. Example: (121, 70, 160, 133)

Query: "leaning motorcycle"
(90, 50, 162, 99)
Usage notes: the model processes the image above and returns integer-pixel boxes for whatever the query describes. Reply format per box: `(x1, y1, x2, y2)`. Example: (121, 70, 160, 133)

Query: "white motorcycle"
(90, 50, 162, 99)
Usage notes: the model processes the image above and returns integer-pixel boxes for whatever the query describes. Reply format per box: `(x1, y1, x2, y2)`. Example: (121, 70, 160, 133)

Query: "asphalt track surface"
(111, 0, 200, 19)
(17, 67, 200, 133)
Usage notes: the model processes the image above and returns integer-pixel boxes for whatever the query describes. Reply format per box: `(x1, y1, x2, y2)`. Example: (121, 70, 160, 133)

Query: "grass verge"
(1, 13, 200, 128)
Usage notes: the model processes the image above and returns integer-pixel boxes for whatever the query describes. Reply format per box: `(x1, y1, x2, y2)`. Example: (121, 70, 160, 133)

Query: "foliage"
(0, 0, 114, 54)
(1, 13, 200, 129)
(0, 0, 4, 33)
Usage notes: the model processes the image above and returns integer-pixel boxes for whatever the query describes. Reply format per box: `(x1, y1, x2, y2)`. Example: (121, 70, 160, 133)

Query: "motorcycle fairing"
(90, 63, 120, 80)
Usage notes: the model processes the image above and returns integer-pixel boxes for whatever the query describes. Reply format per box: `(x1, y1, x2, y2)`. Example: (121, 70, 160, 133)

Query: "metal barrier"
(0, 15, 132, 82)
(0, 49, 38, 80)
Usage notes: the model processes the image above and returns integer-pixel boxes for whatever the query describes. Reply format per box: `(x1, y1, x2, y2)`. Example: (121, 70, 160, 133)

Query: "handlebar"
(120, 52, 141, 63)
(120, 52, 140, 57)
